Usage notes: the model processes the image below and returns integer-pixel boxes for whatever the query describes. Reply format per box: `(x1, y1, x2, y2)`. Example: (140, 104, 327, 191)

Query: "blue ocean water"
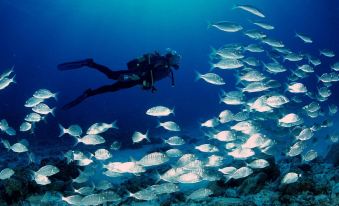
(0, 0, 339, 205)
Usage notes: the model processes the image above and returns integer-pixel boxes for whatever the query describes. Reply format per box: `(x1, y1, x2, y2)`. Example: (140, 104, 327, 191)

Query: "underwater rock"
(0, 157, 81, 205)
(243, 189, 280, 206)
(224, 188, 238, 197)
(238, 172, 268, 195)
(206, 197, 248, 206)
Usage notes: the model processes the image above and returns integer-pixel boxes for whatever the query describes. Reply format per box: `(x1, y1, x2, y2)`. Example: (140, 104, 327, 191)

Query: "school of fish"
(0, 3, 338, 205)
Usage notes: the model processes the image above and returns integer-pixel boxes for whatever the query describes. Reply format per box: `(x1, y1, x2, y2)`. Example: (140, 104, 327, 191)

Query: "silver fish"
(0, 168, 14, 180)
(25, 97, 44, 107)
(253, 22, 275, 30)
(209, 21, 243, 32)
(0, 75, 16, 90)
(146, 106, 174, 117)
(281, 172, 301, 184)
(158, 121, 181, 131)
(59, 124, 83, 137)
(132, 131, 150, 144)
(77, 134, 105, 145)
(33, 89, 58, 100)
(295, 32, 313, 43)
(86, 121, 118, 135)
(234, 4, 265, 18)
(138, 152, 169, 167)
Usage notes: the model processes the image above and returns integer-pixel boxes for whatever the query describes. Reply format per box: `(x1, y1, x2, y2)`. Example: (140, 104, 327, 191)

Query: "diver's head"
(165, 48, 181, 70)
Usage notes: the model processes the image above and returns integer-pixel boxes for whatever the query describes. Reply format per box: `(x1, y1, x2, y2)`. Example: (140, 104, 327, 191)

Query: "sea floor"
(0, 139, 338, 206)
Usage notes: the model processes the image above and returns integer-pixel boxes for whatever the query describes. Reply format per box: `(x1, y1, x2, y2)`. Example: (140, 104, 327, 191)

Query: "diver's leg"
(58, 59, 133, 80)
(86, 81, 141, 95)
(86, 61, 123, 80)
(62, 81, 141, 110)
(61, 89, 92, 110)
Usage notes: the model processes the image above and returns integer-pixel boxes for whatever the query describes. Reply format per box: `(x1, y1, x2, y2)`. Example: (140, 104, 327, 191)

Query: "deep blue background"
(0, 0, 338, 148)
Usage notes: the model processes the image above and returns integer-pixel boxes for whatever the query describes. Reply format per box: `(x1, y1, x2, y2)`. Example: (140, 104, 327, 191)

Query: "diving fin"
(57, 58, 94, 71)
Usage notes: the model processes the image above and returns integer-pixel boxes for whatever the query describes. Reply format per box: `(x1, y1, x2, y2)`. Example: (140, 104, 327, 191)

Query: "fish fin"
(57, 59, 93, 70)
(283, 83, 289, 93)
(194, 70, 201, 81)
(204, 131, 214, 140)
(126, 190, 134, 197)
(111, 120, 119, 129)
(28, 170, 37, 181)
(72, 137, 80, 147)
(209, 46, 218, 59)
(218, 93, 223, 104)
(130, 156, 137, 163)
(207, 21, 212, 29)
(1, 139, 11, 150)
(154, 170, 162, 184)
(58, 124, 66, 137)
(51, 108, 56, 117)
(231, 4, 238, 10)
(235, 75, 242, 85)
(224, 175, 232, 183)
(156, 120, 162, 128)
(171, 107, 175, 116)
(209, 62, 215, 71)
(162, 137, 167, 144)
(30, 123, 36, 135)
(145, 130, 151, 142)
(28, 152, 36, 164)
(316, 75, 320, 83)
(53, 92, 59, 101)
(10, 75, 16, 84)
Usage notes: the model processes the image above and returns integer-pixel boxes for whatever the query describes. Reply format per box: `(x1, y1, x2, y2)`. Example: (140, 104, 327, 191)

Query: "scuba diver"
(58, 49, 181, 110)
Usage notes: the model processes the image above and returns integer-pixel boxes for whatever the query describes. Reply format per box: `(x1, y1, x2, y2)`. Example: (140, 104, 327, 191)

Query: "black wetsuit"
(59, 52, 175, 109)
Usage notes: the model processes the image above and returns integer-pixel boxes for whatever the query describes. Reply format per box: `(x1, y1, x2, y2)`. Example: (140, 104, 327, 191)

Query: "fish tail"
(27, 170, 36, 181)
(145, 130, 151, 142)
(171, 106, 175, 116)
(111, 120, 119, 129)
(1, 139, 11, 150)
(58, 124, 66, 137)
(11, 75, 17, 84)
(204, 131, 214, 140)
(295, 31, 299, 37)
(72, 137, 80, 147)
(28, 152, 36, 164)
(53, 92, 59, 101)
(235, 75, 242, 85)
(316, 75, 321, 83)
(207, 21, 212, 29)
(283, 83, 289, 93)
(231, 4, 238, 10)
(51, 107, 56, 117)
(154, 170, 162, 184)
(218, 93, 224, 104)
(126, 190, 134, 198)
(194, 70, 201, 81)
(156, 121, 162, 128)
(30, 123, 36, 135)
(209, 46, 218, 59)
(208, 62, 216, 72)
